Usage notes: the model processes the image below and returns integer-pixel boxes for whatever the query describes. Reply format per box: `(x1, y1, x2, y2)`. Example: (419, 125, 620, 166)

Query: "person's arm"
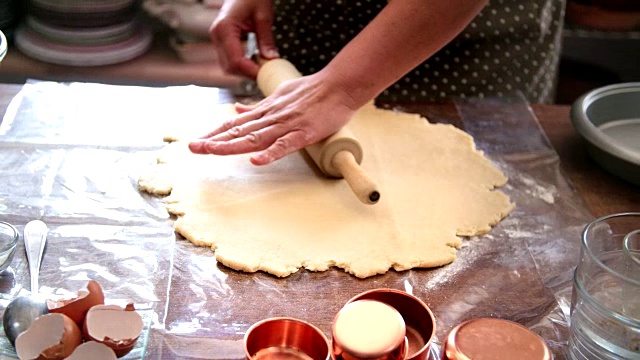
(190, 0, 488, 165)
(321, 0, 488, 108)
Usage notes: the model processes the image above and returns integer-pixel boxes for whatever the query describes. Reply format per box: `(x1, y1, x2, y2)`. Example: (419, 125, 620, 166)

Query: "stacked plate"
(15, 0, 153, 66)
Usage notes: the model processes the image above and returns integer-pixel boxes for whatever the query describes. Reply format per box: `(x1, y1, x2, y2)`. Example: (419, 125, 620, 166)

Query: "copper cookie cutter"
(345, 289, 436, 360)
(243, 317, 331, 360)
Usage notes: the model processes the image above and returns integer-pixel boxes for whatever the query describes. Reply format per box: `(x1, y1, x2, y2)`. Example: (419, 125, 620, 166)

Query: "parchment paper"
(0, 80, 593, 359)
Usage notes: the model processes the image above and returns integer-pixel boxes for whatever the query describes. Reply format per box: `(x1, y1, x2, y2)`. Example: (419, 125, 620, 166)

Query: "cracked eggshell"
(65, 341, 117, 360)
(15, 313, 82, 360)
(83, 303, 143, 357)
(47, 280, 105, 328)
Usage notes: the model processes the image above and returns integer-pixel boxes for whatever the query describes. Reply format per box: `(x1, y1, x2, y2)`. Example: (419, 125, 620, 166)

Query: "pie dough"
(139, 103, 514, 278)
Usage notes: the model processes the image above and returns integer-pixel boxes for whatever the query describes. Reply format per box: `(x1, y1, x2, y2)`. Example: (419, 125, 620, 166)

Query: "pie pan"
(571, 82, 640, 185)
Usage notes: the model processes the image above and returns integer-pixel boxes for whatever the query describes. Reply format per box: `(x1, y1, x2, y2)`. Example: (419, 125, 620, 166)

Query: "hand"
(189, 72, 360, 165)
(209, 0, 279, 78)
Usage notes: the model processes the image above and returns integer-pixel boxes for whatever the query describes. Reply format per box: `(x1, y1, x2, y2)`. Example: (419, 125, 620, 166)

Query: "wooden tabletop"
(0, 83, 636, 218)
(0, 82, 637, 360)
(532, 103, 638, 217)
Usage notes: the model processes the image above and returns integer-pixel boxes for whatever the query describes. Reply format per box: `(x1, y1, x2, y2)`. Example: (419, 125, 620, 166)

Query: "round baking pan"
(571, 82, 640, 185)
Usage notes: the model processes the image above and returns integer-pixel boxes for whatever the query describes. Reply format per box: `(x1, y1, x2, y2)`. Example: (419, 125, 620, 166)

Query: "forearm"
(319, 0, 488, 107)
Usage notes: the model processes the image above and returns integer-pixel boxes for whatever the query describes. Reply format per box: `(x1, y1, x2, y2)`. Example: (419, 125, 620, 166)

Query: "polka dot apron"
(273, 0, 566, 103)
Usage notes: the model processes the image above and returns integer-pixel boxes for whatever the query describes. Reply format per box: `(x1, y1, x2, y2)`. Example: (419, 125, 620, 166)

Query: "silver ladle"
(2, 220, 49, 346)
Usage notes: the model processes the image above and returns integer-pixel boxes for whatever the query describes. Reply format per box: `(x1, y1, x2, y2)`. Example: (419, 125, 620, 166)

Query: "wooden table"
(0, 82, 637, 359)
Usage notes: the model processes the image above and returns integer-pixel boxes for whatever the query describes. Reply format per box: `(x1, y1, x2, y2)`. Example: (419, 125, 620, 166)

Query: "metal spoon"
(2, 220, 49, 346)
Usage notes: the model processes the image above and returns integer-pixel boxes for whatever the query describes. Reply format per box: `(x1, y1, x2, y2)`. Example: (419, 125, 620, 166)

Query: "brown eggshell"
(65, 341, 118, 360)
(15, 313, 82, 360)
(47, 280, 105, 328)
(83, 303, 143, 357)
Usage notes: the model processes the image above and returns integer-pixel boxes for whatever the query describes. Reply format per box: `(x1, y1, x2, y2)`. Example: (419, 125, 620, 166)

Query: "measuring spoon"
(2, 220, 49, 346)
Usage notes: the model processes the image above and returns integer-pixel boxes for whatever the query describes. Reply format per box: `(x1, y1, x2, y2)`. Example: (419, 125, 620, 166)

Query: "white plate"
(25, 16, 137, 46)
(29, 0, 135, 12)
(15, 24, 153, 67)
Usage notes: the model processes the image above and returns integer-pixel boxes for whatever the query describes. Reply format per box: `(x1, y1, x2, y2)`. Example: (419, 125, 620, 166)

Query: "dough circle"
(139, 103, 514, 278)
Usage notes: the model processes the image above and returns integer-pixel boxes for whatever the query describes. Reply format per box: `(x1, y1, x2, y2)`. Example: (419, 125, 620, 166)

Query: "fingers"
(234, 102, 255, 114)
(188, 112, 285, 156)
(189, 117, 307, 165)
(188, 140, 212, 154)
(202, 129, 276, 156)
(192, 107, 257, 141)
(210, 19, 260, 78)
(192, 129, 305, 166)
(192, 125, 285, 159)
(207, 115, 276, 143)
(253, 10, 279, 59)
(251, 132, 304, 165)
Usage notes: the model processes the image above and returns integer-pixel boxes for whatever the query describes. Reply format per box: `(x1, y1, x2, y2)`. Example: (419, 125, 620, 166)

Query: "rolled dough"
(139, 103, 513, 278)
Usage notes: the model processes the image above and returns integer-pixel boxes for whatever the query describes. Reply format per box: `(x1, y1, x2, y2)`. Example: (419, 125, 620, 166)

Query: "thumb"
(254, 18, 280, 59)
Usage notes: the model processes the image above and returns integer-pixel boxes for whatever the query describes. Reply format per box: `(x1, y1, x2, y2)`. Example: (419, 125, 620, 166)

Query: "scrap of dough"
(139, 103, 514, 278)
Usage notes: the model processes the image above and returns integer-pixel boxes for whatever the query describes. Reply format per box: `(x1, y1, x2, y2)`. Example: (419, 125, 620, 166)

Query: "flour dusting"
(519, 175, 556, 204)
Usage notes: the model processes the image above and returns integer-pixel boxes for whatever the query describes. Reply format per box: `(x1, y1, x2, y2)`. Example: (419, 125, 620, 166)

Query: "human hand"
(209, 0, 279, 78)
(189, 73, 360, 165)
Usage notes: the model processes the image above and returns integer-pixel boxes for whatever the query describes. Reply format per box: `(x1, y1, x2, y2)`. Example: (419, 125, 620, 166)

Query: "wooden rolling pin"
(256, 58, 380, 205)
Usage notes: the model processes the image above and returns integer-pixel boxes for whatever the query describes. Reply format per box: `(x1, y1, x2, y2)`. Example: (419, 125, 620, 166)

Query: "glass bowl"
(0, 221, 19, 273)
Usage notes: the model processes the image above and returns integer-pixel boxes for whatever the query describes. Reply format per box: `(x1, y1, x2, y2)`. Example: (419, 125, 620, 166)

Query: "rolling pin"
(256, 58, 380, 205)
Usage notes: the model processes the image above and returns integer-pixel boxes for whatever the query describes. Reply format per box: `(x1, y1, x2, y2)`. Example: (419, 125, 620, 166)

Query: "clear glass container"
(0, 221, 19, 273)
(569, 212, 640, 359)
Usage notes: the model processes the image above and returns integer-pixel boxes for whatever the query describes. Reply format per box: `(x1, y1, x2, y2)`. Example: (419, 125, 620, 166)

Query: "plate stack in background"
(14, 0, 153, 66)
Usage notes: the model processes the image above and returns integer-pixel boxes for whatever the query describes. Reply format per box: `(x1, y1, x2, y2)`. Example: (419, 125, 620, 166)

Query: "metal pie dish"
(571, 82, 640, 185)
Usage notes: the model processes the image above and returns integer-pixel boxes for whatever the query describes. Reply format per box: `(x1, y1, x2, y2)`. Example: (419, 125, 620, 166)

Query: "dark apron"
(273, 0, 566, 103)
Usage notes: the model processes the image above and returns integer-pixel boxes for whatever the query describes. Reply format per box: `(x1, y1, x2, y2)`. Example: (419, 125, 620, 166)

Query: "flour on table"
(139, 103, 514, 278)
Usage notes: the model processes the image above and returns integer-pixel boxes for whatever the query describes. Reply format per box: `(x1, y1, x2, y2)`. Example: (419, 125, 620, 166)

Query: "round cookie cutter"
(346, 288, 436, 360)
(244, 317, 330, 360)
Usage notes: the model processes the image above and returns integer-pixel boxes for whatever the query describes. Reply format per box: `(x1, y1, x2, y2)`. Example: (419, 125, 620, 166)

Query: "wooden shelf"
(0, 31, 247, 90)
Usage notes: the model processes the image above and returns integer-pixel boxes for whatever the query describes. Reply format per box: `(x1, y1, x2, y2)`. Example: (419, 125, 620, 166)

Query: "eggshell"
(65, 341, 118, 360)
(47, 280, 105, 328)
(83, 303, 143, 357)
(15, 313, 82, 360)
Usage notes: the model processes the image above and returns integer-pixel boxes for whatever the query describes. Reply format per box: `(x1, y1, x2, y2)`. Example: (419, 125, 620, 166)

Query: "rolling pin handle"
(332, 151, 380, 205)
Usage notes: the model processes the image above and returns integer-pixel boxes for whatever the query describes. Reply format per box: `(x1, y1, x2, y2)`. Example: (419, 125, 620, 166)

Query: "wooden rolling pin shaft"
(256, 58, 380, 204)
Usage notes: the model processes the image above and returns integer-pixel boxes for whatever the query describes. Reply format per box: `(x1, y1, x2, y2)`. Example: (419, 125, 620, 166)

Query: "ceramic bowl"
(571, 82, 640, 185)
